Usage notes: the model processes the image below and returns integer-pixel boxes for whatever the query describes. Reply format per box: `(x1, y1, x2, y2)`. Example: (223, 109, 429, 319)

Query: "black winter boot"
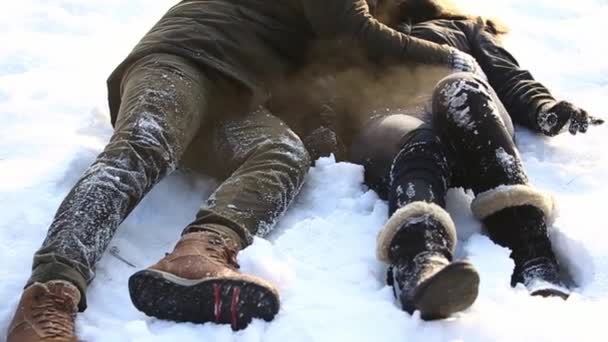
(378, 202, 479, 320)
(472, 185, 569, 299)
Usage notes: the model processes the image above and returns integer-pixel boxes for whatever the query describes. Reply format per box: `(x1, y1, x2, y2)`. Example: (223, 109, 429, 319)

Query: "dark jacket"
(401, 18, 557, 132)
(106, 0, 454, 125)
(267, 16, 558, 151)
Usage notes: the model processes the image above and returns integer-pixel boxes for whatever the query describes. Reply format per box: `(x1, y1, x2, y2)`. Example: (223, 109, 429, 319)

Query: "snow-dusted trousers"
(28, 53, 310, 310)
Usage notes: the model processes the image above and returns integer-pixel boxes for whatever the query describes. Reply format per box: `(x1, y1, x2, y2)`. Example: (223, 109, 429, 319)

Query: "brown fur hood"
(374, 0, 507, 35)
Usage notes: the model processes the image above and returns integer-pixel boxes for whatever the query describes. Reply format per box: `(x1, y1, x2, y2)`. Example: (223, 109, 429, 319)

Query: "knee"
(391, 128, 451, 186)
(216, 112, 312, 175)
(106, 119, 178, 176)
(432, 72, 493, 129)
(249, 131, 311, 178)
(432, 72, 487, 112)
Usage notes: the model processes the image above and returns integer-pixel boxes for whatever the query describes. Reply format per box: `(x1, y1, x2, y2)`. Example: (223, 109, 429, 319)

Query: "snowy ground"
(1, 1, 608, 341)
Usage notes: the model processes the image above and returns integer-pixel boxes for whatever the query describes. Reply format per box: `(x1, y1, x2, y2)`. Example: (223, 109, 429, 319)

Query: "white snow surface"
(2, 0, 608, 341)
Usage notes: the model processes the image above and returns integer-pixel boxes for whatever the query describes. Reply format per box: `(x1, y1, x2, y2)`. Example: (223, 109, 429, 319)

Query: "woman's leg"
(351, 114, 479, 320)
(129, 108, 311, 330)
(432, 72, 567, 298)
(7, 53, 213, 342)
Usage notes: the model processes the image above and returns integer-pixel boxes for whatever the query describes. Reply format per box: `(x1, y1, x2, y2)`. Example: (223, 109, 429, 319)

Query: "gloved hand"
(537, 101, 604, 136)
(447, 47, 482, 75)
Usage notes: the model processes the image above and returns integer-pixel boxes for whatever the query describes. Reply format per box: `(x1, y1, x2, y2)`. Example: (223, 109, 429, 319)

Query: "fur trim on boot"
(377, 201, 456, 263)
(471, 184, 556, 224)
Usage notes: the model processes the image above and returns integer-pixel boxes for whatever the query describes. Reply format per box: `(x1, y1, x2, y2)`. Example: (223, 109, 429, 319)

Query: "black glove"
(537, 101, 604, 136)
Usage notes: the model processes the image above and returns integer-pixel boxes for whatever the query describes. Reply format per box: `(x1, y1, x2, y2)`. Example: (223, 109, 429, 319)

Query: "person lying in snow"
(5, 1, 484, 341)
(267, 0, 604, 320)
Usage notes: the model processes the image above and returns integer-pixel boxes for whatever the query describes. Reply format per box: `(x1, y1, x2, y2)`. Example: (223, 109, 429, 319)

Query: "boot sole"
(129, 269, 280, 330)
(413, 261, 480, 320)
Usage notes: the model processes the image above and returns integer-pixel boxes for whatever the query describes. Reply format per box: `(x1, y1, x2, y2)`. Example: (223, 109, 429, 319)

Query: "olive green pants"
(28, 53, 310, 310)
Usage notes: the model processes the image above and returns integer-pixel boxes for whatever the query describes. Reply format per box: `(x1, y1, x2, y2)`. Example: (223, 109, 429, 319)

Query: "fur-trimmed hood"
(374, 0, 507, 35)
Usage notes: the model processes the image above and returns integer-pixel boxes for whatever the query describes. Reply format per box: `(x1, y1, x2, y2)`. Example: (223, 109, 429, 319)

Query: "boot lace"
(31, 290, 76, 338)
(204, 235, 240, 269)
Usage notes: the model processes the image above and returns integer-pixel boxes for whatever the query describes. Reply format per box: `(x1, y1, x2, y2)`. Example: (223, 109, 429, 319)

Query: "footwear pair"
(379, 189, 569, 320)
(6, 231, 279, 342)
(7, 186, 570, 341)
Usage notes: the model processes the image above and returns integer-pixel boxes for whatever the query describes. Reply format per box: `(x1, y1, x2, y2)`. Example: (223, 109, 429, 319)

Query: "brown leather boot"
(7, 280, 80, 342)
(129, 231, 279, 330)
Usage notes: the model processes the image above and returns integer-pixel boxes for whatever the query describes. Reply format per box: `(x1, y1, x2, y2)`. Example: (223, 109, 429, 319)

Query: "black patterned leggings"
(351, 72, 526, 214)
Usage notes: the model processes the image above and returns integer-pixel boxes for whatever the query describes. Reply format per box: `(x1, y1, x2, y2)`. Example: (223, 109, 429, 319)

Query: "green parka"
(107, 0, 454, 124)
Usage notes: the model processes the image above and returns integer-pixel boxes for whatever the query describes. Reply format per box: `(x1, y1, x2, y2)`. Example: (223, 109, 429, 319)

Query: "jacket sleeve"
(300, 0, 452, 65)
(467, 21, 557, 132)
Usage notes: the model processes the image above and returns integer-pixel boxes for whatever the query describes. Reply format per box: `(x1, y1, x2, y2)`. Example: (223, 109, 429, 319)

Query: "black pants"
(351, 72, 526, 214)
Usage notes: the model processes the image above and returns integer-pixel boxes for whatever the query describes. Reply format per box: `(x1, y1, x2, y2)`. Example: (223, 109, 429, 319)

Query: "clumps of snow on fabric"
(396, 185, 404, 197)
(428, 185, 436, 202)
(406, 183, 416, 199)
(203, 110, 310, 244)
(519, 257, 570, 296)
(40, 105, 183, 282)
(439, 79, 482, 131)
(537, 110, 561, 135)
(495, 147, 520, 180)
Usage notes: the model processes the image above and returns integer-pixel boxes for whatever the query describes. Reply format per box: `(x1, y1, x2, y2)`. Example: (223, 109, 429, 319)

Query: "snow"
(537, 110, 561, 134)
(406, 182, 416, 199)
(439, 79, 477, 130)
(1, 0, 608, 341)
(495, 147, 519, 179)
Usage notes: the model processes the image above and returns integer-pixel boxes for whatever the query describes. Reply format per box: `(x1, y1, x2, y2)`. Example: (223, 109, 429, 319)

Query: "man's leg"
(129, 108, 311, 330)
(432, 72, 568, 298)
(186, 108, 312, 245)
(7, 53, 211, 342)
(351, 114, 479, 320)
